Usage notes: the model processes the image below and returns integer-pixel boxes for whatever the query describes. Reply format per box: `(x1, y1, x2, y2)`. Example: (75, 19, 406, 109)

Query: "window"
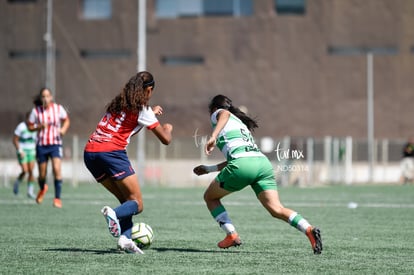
(203, 0, 252, 16)
(275, 0, 306, 15)
(161, 56, 204, 66)
(9, 50, 60, 59)
(9, 50, 45, 59)
(80, 49, 132, 59)
(7, 0, 37, 3)
(80, 0, 112, 20)
(328, 46, 398, 56)
(157, 0, 201, 18)
(156, 0, 252, 18)
(204, 0, 233, 16)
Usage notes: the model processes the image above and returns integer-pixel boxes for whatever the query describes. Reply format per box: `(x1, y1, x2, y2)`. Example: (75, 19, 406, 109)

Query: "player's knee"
(137, 201, 144, 213)
(203, 190, 212, 203)
(53, 170, 62, 179)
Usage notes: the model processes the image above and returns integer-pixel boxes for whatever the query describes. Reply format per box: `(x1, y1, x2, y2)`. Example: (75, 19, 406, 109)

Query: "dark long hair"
(33, 87, 50, 107)
(208, 94, 258, 131)
(106, 71, 155, 114)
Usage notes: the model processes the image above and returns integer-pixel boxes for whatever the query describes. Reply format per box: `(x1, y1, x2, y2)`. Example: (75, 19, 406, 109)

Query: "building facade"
(1, 0, 414, 140)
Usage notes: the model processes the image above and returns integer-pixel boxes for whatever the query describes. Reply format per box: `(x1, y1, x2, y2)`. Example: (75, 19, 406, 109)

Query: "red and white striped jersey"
(29, 103, 68, 146)
(84, 106, 160, 152)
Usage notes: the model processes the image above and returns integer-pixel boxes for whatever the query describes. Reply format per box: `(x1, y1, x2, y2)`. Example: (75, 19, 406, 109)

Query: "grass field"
(1, 183, 413, 274)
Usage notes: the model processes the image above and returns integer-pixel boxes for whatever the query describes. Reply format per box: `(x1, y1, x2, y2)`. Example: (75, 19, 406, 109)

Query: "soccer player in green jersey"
(12, 112, 37, 199)
(193, 95, 322, 254)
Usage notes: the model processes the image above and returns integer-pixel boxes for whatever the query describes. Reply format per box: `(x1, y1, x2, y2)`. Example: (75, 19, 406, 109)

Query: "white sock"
(215, 211, 236, 234)
(27, 184, 34, 195)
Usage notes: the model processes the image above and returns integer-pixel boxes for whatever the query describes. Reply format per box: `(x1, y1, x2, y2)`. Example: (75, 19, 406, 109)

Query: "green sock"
(288, 212, 311, 233)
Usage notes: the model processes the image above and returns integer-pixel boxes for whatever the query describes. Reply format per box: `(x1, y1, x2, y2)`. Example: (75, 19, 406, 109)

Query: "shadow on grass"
(44, 248, 120, 255)
(44, 247, 254, 254)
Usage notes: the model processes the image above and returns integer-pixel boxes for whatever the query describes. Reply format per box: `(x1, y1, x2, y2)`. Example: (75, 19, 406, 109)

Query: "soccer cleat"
(117, 235, 144, 254)
(218, 232, 242, 249)
(101, 206, 121, 238)
(36, 184, 48, 204)
(13, 180, 19, 195)
(306, 227, 323, 254)
(53, 198, 62, 208)
(27, 192, 36, 199)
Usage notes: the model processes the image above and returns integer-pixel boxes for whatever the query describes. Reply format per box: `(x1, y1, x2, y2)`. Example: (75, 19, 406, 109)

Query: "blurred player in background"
(12, 111, 37, 199)
(400, 137, 414, 184)
(84, 71, 173, 254)
(193, 94, 322, 254)
(28, 88, 70, 208)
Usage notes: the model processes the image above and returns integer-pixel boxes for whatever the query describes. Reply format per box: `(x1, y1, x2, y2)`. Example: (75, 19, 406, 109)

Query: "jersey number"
(240, 128, 259, 152)
(99, 112, 126, 132)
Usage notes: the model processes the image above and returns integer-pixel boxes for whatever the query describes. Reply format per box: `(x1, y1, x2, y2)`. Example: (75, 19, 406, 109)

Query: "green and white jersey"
(14, 122, 36, 151)
(211, 109, 264, 160)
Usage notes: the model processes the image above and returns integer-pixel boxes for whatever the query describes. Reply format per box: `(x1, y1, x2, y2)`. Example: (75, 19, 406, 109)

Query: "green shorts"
(216, 156, 277, 196)
(17, 149, 36, 164)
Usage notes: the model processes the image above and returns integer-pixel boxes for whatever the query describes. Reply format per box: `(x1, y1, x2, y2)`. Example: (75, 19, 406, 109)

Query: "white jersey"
(211, 109, 264, 160)
(14, 122, 37, 151)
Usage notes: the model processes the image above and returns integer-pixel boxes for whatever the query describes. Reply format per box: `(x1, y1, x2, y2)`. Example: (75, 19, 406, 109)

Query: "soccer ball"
(131, 222, 154, 249)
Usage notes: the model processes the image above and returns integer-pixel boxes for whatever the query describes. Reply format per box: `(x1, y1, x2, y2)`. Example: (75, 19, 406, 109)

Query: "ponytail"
(228, 105, 258, 131)
(209, 94, 259, 131)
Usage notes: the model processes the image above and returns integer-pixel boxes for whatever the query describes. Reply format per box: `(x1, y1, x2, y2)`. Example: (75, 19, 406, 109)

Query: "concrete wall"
(2, 0, 414, 141)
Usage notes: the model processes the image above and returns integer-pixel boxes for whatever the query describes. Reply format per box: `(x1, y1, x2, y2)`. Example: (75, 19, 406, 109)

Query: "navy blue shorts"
(36, 145, 62, 164)
(83, 150, 135, 182)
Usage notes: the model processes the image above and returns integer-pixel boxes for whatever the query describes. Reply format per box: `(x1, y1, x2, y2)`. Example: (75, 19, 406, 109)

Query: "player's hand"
(152, 106, 163, 116)
(205, 136, 216, 155)
(193, 165, 209, 176)
(37, 123, 47, 131)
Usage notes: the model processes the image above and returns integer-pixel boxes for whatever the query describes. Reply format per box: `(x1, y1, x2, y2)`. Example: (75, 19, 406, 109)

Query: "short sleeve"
(210, 109, 223, 124)
(28, 109, 37, 125)
(138, 107, 160, 130)
(14, 122, 25, 136)
(59, 104, 68, 119)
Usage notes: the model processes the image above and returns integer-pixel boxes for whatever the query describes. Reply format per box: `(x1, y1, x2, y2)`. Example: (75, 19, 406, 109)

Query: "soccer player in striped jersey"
(12, 111, 37, 199)
(28, 88, 70, 208)
(193, 95, 322, 254)
(84, 71, 172, 254)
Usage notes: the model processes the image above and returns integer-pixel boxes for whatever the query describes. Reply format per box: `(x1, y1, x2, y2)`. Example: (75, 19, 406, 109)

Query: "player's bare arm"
(206, 110, 230, 155)
(27, 122, 46, 132)
(152, 123, 173, 145)
(193, 161, 227, 176)
(12, 134, 24, 157)
(60, 117, 70, 136)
